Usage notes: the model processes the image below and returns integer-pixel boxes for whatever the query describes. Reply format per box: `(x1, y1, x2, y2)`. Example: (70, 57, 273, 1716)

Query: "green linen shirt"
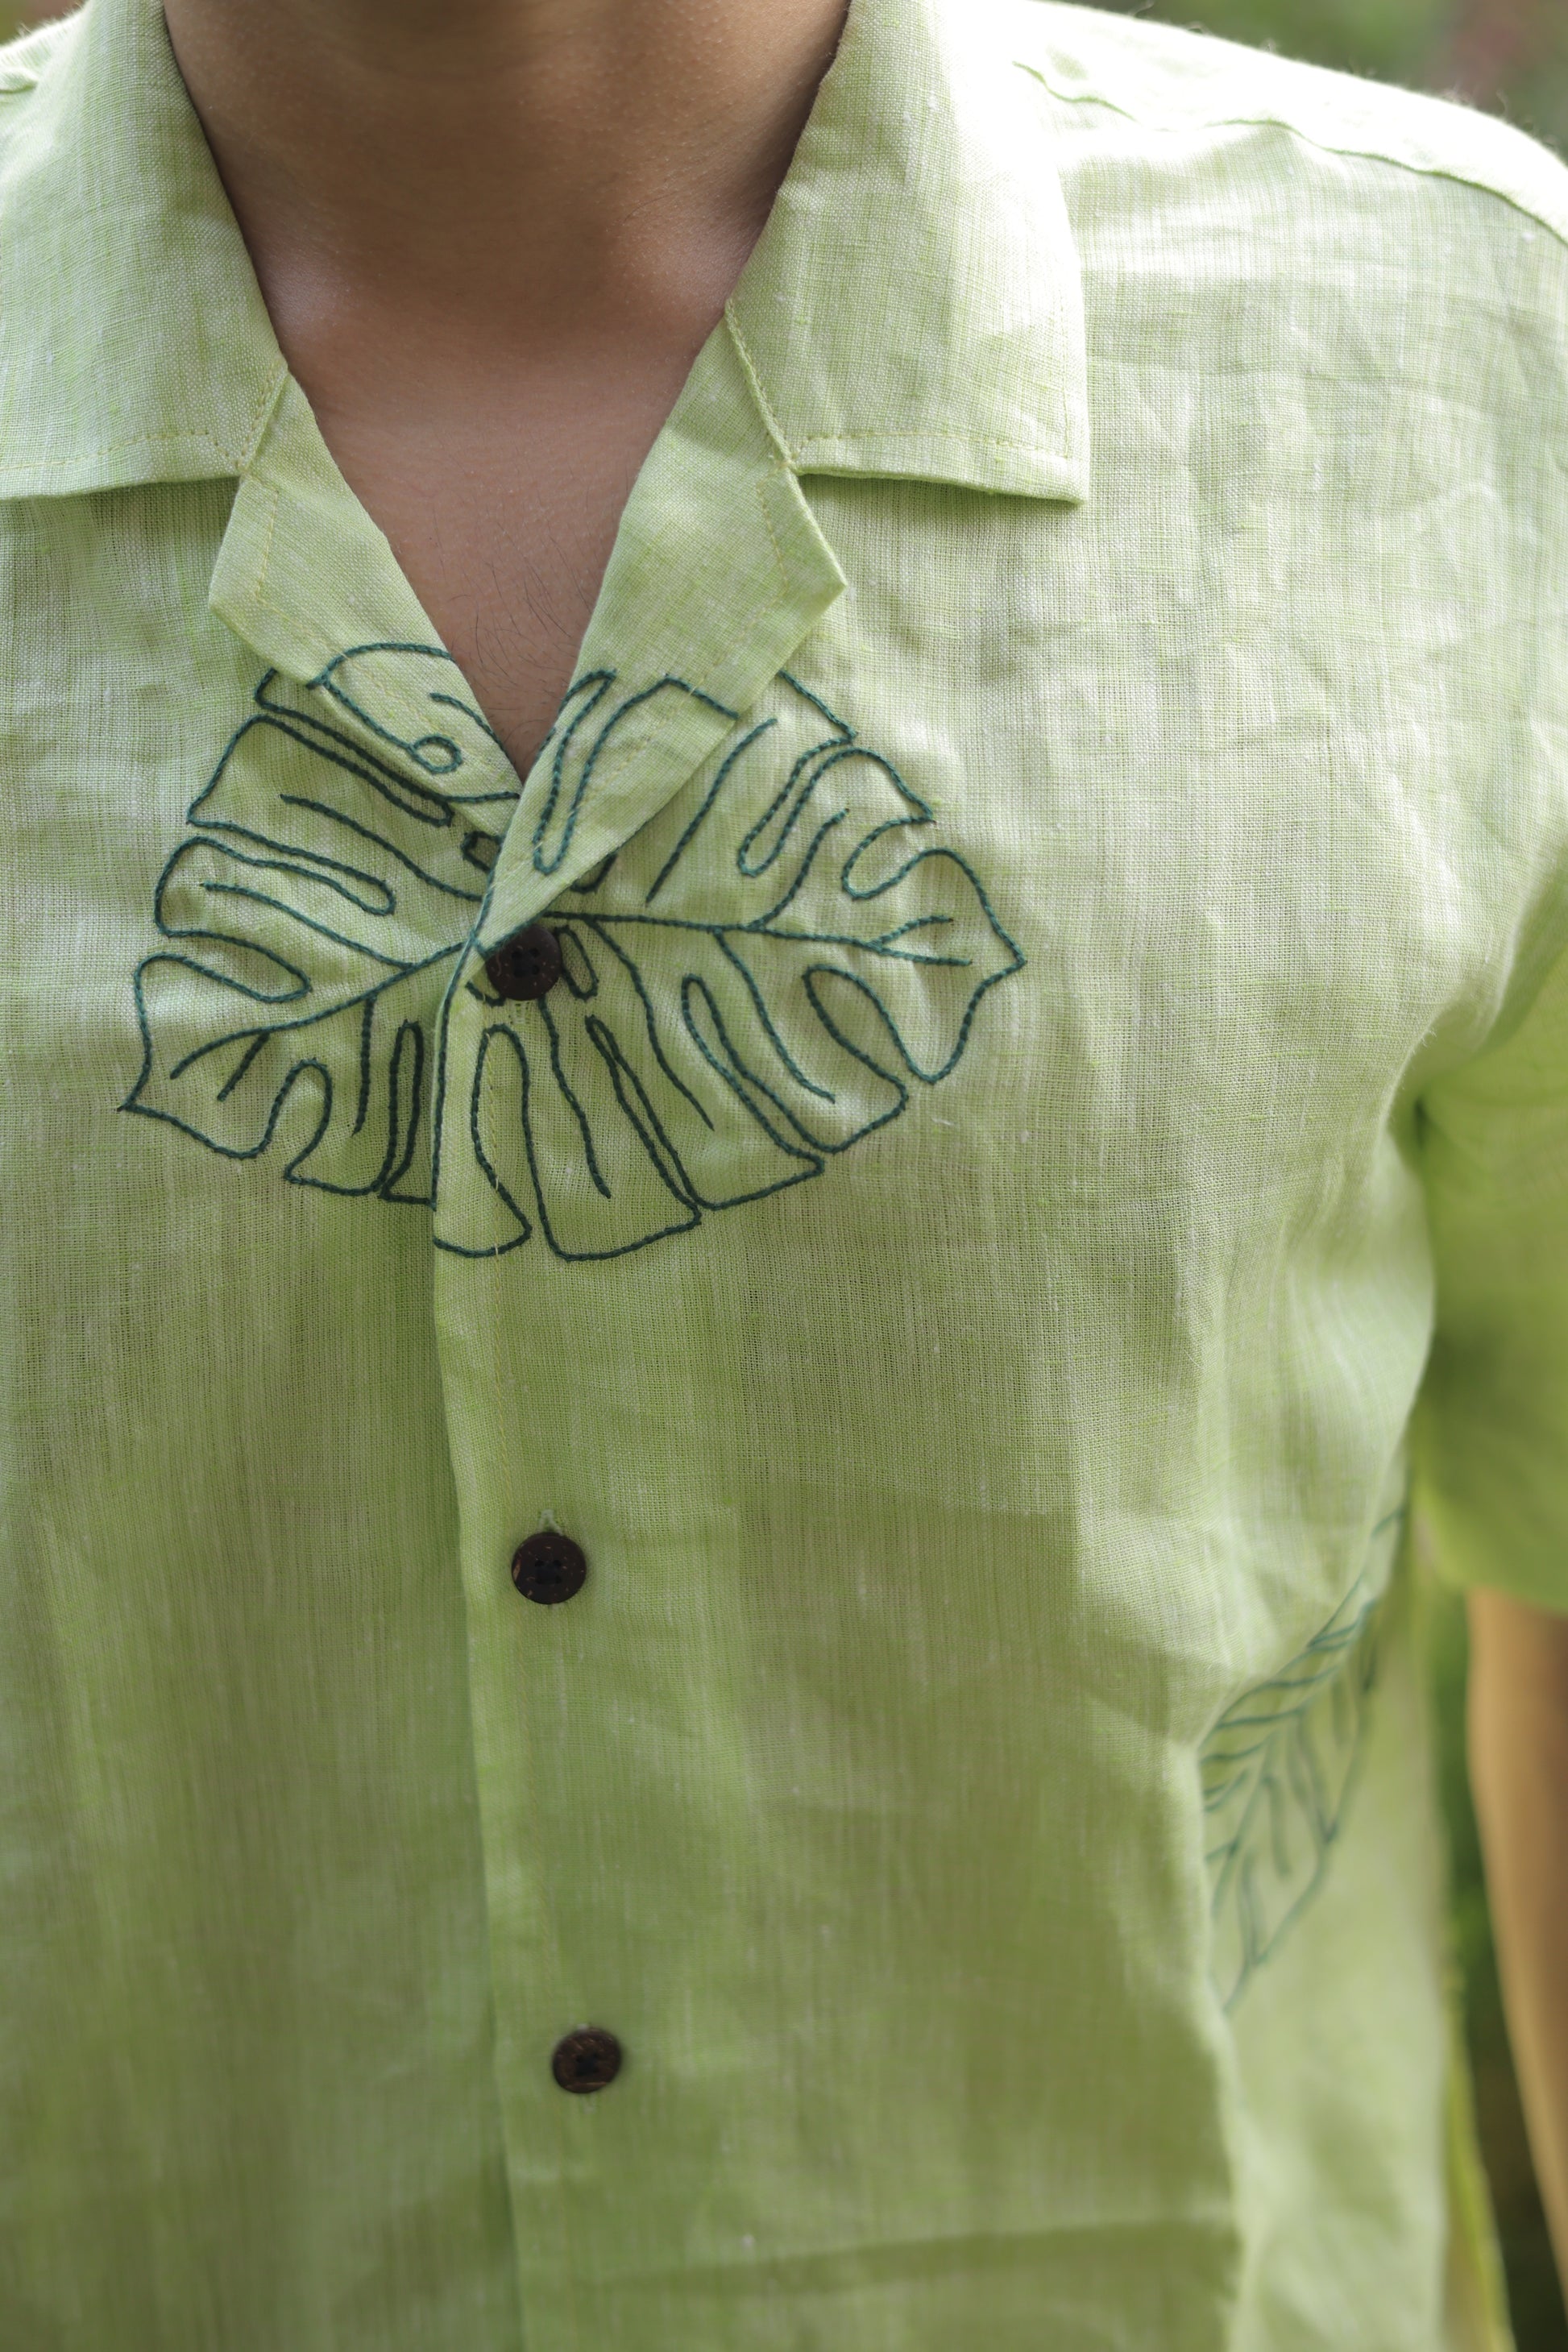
(4, 0, 1568, 2342)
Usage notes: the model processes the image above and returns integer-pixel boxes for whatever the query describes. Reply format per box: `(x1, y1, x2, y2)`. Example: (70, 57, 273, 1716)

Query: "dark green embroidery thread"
(1201, 1511, 1403, 2009)
(126, 653, 1027, 1259)
(122, 646, 512, 1205)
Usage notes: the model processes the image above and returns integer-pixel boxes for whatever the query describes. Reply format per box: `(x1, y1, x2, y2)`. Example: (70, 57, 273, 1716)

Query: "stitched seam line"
(790, 426, 1076, 453)
(235, 361, 291, 477)
(0, 369, 284, 486)
(0, 430, 234, 474)
(753, 472, 794, 591)
(727, 319, 1079, 471)
(252, 479, 284, 617)
(722, 305, 800, 469)
(1015, 58, 1568, 259)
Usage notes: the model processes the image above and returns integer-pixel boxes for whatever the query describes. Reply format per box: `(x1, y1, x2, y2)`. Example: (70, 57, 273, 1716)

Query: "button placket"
(507, 1529, 613, 2083)
(431, 313, 851, 2306)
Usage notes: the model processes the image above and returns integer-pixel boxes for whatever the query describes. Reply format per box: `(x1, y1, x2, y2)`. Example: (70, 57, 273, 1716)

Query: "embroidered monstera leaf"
(435, 669, 1024, 1259)
(127, 656, 1025, 1259)
(124, 650, 516, 1201)
(1201, 1528, 1399, 2009)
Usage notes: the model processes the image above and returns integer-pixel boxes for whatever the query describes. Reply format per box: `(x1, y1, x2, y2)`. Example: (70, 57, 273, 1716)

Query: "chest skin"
(297, 343, 701, 776)
(156, 0, 857, 775)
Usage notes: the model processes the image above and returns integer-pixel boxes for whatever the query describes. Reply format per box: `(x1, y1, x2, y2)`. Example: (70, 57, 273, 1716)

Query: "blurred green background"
(1, 0, 1563, 2340)
(1093, 0, 1568, 157)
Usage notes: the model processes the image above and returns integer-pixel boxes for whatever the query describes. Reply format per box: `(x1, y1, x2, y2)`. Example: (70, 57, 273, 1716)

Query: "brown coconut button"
(510, 1530, 588, 1607)
(551, 2026, 623, 2094)
(484, 922, 562, 1002)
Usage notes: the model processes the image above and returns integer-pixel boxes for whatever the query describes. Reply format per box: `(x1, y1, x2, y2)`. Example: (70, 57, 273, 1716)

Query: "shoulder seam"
(1014, 59, 1568, 260)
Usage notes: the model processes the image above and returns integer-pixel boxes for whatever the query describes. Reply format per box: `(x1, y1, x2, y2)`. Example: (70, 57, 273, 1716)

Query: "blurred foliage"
(0, 1, 67, 34)
(1120, 0, 1451, 83)
(0, 0, 1562, 2342)
(1093, 0, 1568, 153)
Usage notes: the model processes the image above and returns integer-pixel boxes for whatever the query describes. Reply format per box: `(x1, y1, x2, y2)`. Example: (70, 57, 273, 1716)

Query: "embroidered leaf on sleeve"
(1200, 1523, 1400, 2009)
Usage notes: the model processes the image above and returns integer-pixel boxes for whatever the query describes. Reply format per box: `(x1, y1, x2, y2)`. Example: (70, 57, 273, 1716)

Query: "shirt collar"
(0, 0, 284, 499)
(0, 0, 1087, 506)
(729, 0, 1089, 501)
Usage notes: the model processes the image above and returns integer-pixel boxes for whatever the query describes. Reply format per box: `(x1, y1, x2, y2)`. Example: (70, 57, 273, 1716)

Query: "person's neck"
(161, 0, 848, 376)
(161, 0, 851, 773)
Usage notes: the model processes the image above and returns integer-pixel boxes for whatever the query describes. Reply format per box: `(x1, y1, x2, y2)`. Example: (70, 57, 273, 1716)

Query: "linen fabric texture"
(0, 0, 1564, 2344)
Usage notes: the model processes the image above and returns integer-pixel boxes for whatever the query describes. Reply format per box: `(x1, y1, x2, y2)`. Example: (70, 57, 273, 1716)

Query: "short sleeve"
(1417, 934, 1568, 1606)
